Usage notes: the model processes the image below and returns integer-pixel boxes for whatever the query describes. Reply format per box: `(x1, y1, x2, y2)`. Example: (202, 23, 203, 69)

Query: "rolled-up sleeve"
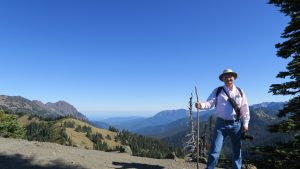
(240, 89, 250, 128)
(200, 88, 217, 110)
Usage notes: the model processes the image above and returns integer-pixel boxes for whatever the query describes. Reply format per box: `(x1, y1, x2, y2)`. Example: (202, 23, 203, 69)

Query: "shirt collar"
(223, 84, 236, 92)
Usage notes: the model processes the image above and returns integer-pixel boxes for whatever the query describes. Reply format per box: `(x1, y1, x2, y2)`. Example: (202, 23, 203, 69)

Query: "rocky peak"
(45, 101, 81, 117)
(0, 95, 88, 121)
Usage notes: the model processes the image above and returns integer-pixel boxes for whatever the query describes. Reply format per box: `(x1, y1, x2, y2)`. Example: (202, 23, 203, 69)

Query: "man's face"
(222, 74, 235, 85)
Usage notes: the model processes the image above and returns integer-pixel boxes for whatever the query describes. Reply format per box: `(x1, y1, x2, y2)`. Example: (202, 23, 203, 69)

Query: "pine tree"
(268, 0, 300, 133)
(0, 111, 26, 139)
(254, 1, 300, 168)
(75, 125, 82, 132)
(184, 93, 196, 161)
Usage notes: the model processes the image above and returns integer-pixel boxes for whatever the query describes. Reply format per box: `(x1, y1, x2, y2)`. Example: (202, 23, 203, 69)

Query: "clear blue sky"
(0, 0, 290, 119)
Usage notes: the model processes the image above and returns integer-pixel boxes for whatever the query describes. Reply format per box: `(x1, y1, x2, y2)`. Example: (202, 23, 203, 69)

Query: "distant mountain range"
(92, 116, 146, 130)
(0, 95, 88, 121)
(95, 109, 194, 132)
(100, 102, 286, 135)
(134, 109, 215, 137)
(97, 108, 214, 134)
(104, 116, 147, 125)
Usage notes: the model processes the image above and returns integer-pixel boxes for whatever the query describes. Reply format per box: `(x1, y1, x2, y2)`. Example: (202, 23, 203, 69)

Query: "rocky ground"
(0, 137, 209, 169)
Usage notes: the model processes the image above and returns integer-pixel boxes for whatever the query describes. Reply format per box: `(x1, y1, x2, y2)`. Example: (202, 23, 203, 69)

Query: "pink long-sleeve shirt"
(200, 85, 250, 128)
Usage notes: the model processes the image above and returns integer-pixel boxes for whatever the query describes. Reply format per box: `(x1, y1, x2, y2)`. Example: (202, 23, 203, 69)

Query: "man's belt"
(217, 117, 240, 123)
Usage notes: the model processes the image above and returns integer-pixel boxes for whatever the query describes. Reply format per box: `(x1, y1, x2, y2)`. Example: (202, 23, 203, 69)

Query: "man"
(195, 69, 250, 169)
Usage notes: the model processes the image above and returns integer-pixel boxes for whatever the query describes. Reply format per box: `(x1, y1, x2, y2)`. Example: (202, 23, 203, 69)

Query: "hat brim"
(219, 72, 238, 81)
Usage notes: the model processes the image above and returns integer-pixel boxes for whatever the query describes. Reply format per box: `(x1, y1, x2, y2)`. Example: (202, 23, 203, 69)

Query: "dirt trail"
(0, 137, 209, 169)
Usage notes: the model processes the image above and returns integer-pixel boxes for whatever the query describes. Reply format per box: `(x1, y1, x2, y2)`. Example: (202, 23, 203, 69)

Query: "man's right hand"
(195, 102, 201, 109)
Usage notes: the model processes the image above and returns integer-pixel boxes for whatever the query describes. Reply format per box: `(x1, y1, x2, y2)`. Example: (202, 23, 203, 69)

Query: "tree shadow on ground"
(0, 153, 86, 169)
(112, 161, 164, 169)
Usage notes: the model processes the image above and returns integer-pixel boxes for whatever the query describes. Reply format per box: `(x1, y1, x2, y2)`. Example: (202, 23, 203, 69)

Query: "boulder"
(119, 145, 132, 155)
(242, 164, 257, 169)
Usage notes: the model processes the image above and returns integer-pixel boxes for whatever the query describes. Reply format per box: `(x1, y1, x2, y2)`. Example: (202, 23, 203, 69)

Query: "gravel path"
(0, 138, 208, 169)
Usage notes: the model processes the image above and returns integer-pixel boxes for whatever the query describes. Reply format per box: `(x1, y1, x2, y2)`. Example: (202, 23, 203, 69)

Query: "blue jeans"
(206, 117, 242, 169)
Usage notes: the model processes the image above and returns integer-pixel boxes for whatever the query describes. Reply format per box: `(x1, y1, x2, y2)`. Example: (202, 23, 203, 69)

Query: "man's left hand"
(242, 126, 248, 133)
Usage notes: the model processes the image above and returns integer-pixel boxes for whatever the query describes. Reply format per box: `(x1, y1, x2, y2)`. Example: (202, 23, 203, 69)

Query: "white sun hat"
(219, 69, 238, 81)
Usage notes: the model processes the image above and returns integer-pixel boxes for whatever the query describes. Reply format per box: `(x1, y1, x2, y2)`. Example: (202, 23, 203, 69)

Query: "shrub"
(0, 112, 26, 139)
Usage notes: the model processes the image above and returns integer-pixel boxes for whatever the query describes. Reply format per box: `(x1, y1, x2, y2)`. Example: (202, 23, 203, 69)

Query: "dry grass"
(17, 115, 40, 127)
(58, 118, 120, 150)
(65, 128, 94, 149)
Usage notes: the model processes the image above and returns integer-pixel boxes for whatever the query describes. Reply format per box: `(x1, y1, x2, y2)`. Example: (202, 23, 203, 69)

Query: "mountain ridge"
(101, 102, 285, 133)
(0, 95, 88, 121)
(101, 109, 190, 131)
